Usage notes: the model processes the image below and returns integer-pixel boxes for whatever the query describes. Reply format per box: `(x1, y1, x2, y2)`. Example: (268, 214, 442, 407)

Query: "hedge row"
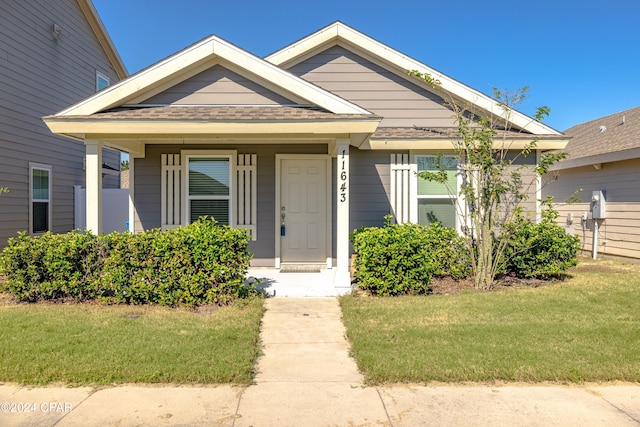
(0, 218, 253, 307)
(351, 212, 579, 296)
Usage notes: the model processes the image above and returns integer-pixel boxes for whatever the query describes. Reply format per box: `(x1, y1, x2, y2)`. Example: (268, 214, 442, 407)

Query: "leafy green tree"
(408, 71, 567, 289)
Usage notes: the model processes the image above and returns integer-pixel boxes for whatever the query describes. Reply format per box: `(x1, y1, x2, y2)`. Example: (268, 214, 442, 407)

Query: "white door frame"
(275, 154, 332, 269)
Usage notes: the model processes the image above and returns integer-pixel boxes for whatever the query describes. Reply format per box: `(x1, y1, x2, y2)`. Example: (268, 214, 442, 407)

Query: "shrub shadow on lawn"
(245, 276, 276, 298)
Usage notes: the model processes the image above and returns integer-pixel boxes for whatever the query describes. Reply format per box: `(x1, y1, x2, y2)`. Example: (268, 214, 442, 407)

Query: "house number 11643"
(340, 149, 347, 203)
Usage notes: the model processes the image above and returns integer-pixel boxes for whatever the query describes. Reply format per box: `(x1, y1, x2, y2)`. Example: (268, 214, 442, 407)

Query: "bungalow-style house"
(44, 21, 569, 290)
(543, 106, 640, 261)
(0, 0, 126, 246)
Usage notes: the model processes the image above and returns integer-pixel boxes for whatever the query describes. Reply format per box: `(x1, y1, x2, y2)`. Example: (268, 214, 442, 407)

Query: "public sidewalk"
(1, 298, 638, 426)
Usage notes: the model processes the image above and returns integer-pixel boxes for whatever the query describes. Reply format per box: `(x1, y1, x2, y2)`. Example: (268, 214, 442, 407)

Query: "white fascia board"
(57, 34, 370, 117)
(43, 118, 379, 136)
(268, 22, 561, 136)
(78, 0, 128, 78)
(549, 147, 640, 171)
(265, 23, 339, 66)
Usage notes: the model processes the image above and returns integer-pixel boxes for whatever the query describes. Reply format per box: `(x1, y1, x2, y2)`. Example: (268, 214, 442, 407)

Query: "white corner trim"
(336, 140, 350, 277)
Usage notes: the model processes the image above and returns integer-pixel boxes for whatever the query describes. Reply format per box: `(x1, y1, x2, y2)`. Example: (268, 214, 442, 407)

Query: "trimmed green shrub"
(502, 207, 580, 279)
(0, 218, 253, 307)
(350, 217, 470, 296)
(98, 218, 253, 306)
(423, 222, 471, 280)
(0, 231, 103, 302)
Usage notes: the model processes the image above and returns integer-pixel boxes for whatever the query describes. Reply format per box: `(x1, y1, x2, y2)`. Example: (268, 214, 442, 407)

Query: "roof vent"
(622, 115, 626, 125)
(599, 125, 607, 133)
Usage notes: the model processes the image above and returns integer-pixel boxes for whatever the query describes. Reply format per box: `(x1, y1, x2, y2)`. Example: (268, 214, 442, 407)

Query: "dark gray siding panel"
(0, 0, 122, 245)
(135, 144, 329, 266)
(287, 45, 454, 128)
(349, 148, 392, 230)
(142, 65, 296, 106)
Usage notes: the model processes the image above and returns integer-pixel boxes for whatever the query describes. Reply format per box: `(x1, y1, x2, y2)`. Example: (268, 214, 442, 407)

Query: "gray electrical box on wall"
(591, 190, 606, 219)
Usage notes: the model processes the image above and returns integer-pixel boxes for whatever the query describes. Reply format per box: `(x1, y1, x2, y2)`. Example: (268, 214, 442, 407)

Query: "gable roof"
(266, 21, 562, 137)
(551, 106, 640, 170)
(54, 34, 372, 117)
(77, 0, 127, 79)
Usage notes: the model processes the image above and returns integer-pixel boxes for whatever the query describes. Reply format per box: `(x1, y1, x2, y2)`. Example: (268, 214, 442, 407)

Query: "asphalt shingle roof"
(372, 127, 551, 140)
(54, 105, 377, 121)
(562, 106, 640, 160)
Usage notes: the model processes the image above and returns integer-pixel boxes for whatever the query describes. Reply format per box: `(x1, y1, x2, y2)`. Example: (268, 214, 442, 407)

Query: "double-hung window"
(184, 152, 234, 225)
(30, 163, 52, 234)
(415, 155, 459, 229)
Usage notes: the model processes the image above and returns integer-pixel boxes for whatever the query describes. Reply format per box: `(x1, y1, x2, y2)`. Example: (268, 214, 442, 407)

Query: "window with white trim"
(30, 163, 52, 234)
(96, 71, 110, 91)
(415, 155, 458, 229)
(185, 154, 233, 225)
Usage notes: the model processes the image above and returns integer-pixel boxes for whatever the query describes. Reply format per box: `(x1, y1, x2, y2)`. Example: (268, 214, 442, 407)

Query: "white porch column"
(85, 139, 103, 234)
(336, 139, 350, 287)
(128, 156, 135, 232)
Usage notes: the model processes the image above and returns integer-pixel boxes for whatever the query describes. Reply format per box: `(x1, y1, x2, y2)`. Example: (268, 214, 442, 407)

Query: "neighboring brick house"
(0, 0, 126, 245)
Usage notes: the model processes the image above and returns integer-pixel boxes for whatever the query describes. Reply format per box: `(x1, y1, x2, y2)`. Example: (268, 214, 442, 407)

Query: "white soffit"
(267, 22, 561, 136)
(56, 35, 371, 117)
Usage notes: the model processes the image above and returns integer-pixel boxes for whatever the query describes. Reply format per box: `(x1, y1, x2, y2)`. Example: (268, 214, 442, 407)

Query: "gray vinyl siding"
(286, 45, 454, 128)
(349, 148, 393, 230)
(543, 158, 640, 260)
(134, 144, 329, 267)
(331, 149, 393, 260)
(142, 65, 297, 106)
(0, 0, 121, 245)
(504, 151, 538, 217)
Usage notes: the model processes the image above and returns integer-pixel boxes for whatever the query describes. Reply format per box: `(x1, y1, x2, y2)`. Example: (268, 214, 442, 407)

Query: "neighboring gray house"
(543, 106, 640, 261)
(45, 22, 569, 292)
(0, 0, 126, 246)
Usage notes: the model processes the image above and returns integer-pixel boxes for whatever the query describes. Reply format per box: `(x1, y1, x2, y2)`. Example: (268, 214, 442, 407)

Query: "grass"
(340, 259, 640, 384)
(0, 296, 265, 386)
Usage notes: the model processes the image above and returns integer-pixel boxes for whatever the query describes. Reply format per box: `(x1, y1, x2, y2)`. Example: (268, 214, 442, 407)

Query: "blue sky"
(92, 0, 640, 131)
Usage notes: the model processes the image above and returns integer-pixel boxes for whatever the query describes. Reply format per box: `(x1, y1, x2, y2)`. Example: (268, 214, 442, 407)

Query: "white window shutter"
(161, 154, 182, 230)
(236, 154, 257, 241)
(390, 153, 412, 224)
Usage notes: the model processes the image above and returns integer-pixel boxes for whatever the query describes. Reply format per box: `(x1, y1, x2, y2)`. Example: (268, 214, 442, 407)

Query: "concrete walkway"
(1, 298, 639, 426)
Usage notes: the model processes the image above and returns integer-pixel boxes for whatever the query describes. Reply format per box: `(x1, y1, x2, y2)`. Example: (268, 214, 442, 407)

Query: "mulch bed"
(427, 275, 552, 295)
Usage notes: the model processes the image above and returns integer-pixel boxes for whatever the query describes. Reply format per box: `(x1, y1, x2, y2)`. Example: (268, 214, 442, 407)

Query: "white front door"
(280, 158, 328, 263)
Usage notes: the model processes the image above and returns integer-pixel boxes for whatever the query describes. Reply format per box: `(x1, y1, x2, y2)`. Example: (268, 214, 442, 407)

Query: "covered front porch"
(58, 131, 370, 290)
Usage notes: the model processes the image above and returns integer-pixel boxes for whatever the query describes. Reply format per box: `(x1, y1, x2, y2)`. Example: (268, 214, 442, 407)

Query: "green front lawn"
(0, 297, 264, 386)
(340, 259, 640, 384)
